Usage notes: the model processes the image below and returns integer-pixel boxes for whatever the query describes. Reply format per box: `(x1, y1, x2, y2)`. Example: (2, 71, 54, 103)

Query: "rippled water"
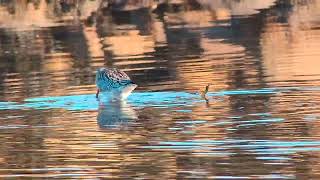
(0, 0, 320, 179)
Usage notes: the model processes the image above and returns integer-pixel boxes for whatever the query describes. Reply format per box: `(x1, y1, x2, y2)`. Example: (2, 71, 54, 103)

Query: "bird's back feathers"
(96, 68, 135, 91)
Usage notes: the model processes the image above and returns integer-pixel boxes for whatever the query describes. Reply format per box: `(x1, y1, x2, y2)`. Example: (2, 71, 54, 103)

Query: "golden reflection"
(165, 10, 215, 28)
(173, 37, 245, 92)
(1, 0, 320, 178)
(42, 53, 73, 72)
(0, 0, 101, 29)
(198, 0, 276, 16)
(41, 53, 73, 96)
(83, 26, 104, 60)
(110, 0, 159, 11)
(151, 20, 167, 44)
(213, 8, 231, 20)
(103, 30, 155, 57)
(34, 107, 179, 178)
(0, 0, 56, 29)
(261, 0, 320, 83)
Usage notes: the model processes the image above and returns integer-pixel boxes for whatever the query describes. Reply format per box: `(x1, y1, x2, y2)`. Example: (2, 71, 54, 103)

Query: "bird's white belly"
(99, 84, 137, 101)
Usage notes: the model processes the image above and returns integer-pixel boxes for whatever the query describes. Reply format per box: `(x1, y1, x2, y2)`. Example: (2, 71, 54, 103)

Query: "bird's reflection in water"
(97, 99, 138, 129)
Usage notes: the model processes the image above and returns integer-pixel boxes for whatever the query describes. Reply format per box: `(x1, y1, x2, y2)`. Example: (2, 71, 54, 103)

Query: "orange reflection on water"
(0, 0, 320, 179)
(261, 0, 320, 84)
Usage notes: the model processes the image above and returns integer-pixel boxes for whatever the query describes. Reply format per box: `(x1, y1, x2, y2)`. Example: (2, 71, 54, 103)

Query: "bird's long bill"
(96, 89, 100, 98)
(121, 84, 138, 99)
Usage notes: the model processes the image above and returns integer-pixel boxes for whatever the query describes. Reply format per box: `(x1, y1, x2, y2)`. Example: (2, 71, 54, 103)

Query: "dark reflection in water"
(0, 0, 320, 179)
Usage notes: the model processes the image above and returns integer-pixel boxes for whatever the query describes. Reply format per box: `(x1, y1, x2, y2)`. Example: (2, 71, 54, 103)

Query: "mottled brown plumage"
(96, 68, 137, 99)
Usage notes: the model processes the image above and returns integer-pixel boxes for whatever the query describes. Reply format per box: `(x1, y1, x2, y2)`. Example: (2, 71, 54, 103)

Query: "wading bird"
(95, 67, 137, 100)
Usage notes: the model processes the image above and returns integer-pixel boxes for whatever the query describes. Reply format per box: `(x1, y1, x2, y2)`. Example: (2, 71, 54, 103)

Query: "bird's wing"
(105, 68, 132, 85)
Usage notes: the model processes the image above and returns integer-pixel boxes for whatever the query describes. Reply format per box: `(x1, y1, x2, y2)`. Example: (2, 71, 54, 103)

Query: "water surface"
(1, 0, 320, 179)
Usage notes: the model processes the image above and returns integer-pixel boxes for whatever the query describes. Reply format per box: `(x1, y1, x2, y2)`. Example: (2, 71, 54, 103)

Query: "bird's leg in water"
(96, 89, 100, 98)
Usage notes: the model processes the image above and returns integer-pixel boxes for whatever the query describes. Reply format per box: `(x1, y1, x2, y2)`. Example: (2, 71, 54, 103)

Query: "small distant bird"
(95, 67, 137, 100)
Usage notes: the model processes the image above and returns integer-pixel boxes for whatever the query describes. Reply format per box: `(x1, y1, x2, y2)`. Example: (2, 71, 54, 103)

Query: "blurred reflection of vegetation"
(0, 0, 319, 102)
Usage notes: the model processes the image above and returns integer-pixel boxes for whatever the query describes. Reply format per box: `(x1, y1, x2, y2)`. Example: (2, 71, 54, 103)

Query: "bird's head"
(96, 68, 107, 81)
(97, 67, 106, 74)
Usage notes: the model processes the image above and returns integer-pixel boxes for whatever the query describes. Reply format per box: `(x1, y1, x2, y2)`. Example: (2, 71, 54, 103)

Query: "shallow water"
(0, 0, 320, 179)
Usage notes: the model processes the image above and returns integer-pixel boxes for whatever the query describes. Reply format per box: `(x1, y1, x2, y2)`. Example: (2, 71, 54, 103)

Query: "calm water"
(0, 0, 320, 179)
